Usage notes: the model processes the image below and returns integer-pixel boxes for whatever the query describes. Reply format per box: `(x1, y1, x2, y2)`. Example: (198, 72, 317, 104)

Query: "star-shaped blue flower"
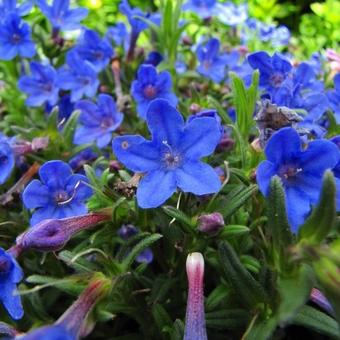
(72, 29, 114, 72)
(22, 160, 93, 226)
(0, 247, 23, 320)
(196, 38, 228, 83)
(131, 64, 178, 119)
(248, 51, 292, 92)
(18, 62, 59, 107)
(73, 94, 123, 148)
(0, 13, 35, 60)
(182, 0, 217, 19)
(57, 52, 99, 102)
(37, 0, 88, 32)
(119, 0, 148, 35)
(257, 127, 340, 232)
(113, 99, 221, 208)
(0, 0, 33, 21)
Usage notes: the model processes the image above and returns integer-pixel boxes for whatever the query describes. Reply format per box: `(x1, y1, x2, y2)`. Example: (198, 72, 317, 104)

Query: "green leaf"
(242, 316, 277, 340)
(217, 184, 258, 219)
(298, 170, 337, 244)
(162, 205, 195, 230)
(218, 242, 268, 308)
(205, 284, 230, 311)
(205, 309, 249, 330)
(267, 176, 292, 248)
(62, 109, 80, 146)
(276, 265, 315, 324)
(152, 304, 173, 336)
(171, 319, 184, 340)
(121, 233, 163, 270)
(292, 305, 339, 338)
(219, 225, 250, 238)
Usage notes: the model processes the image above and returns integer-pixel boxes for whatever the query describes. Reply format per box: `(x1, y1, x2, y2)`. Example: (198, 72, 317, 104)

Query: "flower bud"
(197, 212, 224, 234)
(310, 288, 333, 315)
(19, 275, 111, 340)
(184, 252, 207, 340)
(16, 213, 111, 252)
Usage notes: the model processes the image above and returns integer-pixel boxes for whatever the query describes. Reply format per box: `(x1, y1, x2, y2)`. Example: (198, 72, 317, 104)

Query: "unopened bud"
(184, 252, 207, 340)
(198, 212, 224, 234)
(16, 213, 111, 252)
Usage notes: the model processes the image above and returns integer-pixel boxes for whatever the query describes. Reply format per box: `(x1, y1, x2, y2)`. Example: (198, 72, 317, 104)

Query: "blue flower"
(0, 13, 35, 60)
(74, 94, 123, 148)
(182, 0, 217, 19)
(0, 247, 23, 320)
(69, 148, 97, 171)
(0, 136, 15, 185)
(196, 38, 228, 83)
(216, 2, 248, 26)
(113, 99, 221, 208)
(119, 0, 148, 35)
(256, 127, 339, 232)
(117, 224, 153, 264)
(327, 73, 340, 123)
(45, 94, 75, 123)
(131, 64, 178, 119)
(18, 62, 59, 107)
(57, 52, 99, 102)
(22, 160, 93, 226)
(106, 22, 129, 47)
(0, 0, 33, 21)
(19, 324, 75, 340)
(144, 51, 163, 67)
(37, 0, 88, 32)
(248, 51, 292, 92)
(72, 29, 114, 72)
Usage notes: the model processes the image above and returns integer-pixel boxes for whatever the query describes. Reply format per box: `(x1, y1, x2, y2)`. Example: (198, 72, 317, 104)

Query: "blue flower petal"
(176, 161, 221, 195)
(137, 169, 177, 208)
(0, 283, 24, 320)
(180, 117, 221, 159)
(285, 186, 311, 233)
(113, 135, 160, 173)
(39, 160, 73, 188)
(146, 99, 183, 146)
(264, 127, 301, 164)
(256, 161, 277, 196)
(22, 179, 51, 209)
(298, 140, 340, 175)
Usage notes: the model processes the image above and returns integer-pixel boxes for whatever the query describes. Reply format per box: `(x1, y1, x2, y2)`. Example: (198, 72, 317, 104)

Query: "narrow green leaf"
(121, 233, 162, 270)
(162, 205, 195, 229)
(292, 305, 339, 338)
(217, 184, 258, 219)
(218, 242, 268, 308)
(62, 109, 80, 146)
(152, 304, 173, 335)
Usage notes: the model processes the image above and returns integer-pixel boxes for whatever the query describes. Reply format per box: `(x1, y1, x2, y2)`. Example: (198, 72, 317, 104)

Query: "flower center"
(101, 117, 113, 129)
(279, 165, 302, 181)
(94, 51, 104, 60)
(270, 73, 284, 87)
(162, 141, 182, 169)
(143, 85, 157, 99)
(11, 33, 21, 44)
(54, 190, 70, 204)
(0, 153, 8, 164)
(0, 256, 11, 275)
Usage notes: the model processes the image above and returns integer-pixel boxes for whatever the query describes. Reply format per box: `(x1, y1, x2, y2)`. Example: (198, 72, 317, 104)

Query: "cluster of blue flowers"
(0, 0, 340, 338)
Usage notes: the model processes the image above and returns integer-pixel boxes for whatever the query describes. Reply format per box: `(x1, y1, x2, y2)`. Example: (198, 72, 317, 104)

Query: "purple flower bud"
(184, 253, 207, 340)
(197, 212, 224, 234)
(117, 224, 138, 240)
(310, 288, 333, 315)
(16, 213, 111, 252)
(20, 276, 111, 340)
